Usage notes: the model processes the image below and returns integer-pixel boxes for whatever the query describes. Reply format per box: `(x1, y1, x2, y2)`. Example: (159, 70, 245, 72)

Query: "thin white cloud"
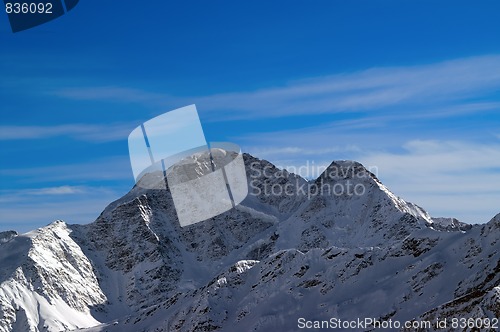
(0, 186, 118, 203)
(0, 123, 134, 142)
(53, 86, 172, 104)
(0, 156, 132, 183)
(50, 55, 500, 120)
(26, 185, 84, 195)
(0, 184, 128, 233)
(238, 118, 400, 153)
(356, 140, 500, 224)
(366, 140, 500, 178)
(0, 191, 124, 234)
(198, 55, 500, 119)
(404, 102, 500, 120)
(248, 145, 361, 160)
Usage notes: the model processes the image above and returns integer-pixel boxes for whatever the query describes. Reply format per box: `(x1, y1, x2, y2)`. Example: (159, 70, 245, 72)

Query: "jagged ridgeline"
(0, 153, 499, 332)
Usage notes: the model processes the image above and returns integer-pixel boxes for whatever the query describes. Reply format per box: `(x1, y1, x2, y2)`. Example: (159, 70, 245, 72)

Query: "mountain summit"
(0, 153, 498, 332)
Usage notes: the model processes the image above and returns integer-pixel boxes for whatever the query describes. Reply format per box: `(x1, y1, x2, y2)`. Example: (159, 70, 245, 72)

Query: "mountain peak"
(318, 159, 380, 184)
(1, 153, 498, 332)
(431, 217, 472, 232)
(485, 212, 500, 232)
(0, 230, 17, 244)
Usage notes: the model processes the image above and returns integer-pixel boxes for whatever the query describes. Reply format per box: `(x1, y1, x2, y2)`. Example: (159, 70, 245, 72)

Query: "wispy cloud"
(248, 145, 361, 160)
(53, 86, 176, 105)
(237, 117, 403, 153)
(0, 187, 124, 234)
(0, 186, 103, 204)
(0, 181, 130, 233)
(51, 54, 500, 120)
(34, 186, 87, 195)
(0, 156, 132, 183)
(362, 140, 500, 187)
(359, 140, 500, 224)
(26, 185, 84, 195)
(0, 123, 134, 142)
(197, 55, 500, 120)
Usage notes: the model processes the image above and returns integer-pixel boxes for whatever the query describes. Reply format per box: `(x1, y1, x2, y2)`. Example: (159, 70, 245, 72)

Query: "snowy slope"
(0, 154, 498, 332)
(0, 221, 105, 332)
(76, 219, 500, 332)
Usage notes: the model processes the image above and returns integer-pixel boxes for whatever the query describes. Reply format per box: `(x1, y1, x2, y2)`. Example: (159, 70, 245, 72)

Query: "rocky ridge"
(0, 153, 498, 332)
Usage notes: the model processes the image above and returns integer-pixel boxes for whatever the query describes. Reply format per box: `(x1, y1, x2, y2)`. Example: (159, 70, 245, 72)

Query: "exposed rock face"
(0, 222, 105, 332)
(431, 217, 473, 232)
(0, 231, 17, 244)
(0, 154, 498, 332)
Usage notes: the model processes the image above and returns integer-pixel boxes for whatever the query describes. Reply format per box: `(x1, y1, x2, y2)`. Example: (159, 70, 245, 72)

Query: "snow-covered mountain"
(0, 153, 498, 332)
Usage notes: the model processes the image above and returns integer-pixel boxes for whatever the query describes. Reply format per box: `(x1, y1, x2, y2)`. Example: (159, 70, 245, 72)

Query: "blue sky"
(1, 1, 500, 233)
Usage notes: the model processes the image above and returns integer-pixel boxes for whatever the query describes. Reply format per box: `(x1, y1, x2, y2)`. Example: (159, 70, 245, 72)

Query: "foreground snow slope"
(1, 154, 498, 332)
(0, 222, 105, 332)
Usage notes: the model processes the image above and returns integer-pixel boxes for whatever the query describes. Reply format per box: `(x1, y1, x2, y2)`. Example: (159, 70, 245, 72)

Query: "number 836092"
(5, 2, 53, 14)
